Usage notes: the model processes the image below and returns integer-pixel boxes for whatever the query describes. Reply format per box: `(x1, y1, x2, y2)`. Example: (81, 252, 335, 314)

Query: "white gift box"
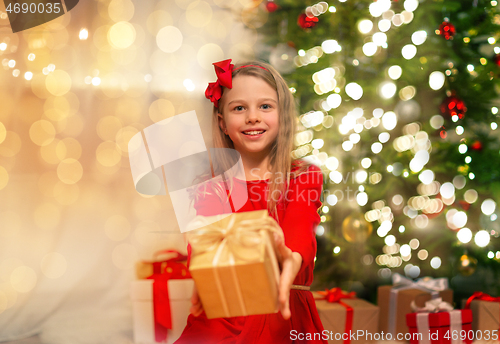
(130, 279, 194, 344)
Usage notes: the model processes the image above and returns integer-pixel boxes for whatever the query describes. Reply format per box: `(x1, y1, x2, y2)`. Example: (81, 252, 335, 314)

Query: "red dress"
(175, 164, 327, 344)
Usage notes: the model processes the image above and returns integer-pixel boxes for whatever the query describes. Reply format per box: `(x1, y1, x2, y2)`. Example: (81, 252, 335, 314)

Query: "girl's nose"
(246, 107, 261, 124)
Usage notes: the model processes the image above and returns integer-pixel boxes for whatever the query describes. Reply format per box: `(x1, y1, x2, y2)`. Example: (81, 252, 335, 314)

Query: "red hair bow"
(205, 59, 234, 108)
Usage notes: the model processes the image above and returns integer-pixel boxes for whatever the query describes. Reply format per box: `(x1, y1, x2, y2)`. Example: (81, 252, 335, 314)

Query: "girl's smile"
(241, 130, 265, 139)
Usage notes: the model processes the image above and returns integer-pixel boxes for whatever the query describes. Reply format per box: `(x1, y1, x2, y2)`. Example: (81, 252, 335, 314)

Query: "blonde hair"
(212, 60, 309, 215)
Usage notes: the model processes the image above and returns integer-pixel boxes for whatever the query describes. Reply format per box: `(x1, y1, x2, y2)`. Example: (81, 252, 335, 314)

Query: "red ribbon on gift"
(145, 250, 191, 342)
(465, 291, 500, 335)
(317, 288, 357, 344)
(465, 291, 500, 308)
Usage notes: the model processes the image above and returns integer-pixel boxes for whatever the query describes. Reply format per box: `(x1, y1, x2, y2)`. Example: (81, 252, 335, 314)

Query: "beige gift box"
(462, 299, 500, 334)
(313, 293, 379, 344)
(130, 279, 194, 344)
(187, 210, 282, 319)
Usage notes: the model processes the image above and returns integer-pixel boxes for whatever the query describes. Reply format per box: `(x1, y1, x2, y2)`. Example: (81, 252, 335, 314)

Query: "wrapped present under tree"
(406, 298, 472, 344)
(378, 273, 453, 336)
(131, 250, 193, 344)
(313, 288, 379, 344)
(463, 292, 500, 339)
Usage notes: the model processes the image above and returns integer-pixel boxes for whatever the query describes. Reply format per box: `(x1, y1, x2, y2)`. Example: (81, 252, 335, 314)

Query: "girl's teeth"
(244, 131, 264, 135)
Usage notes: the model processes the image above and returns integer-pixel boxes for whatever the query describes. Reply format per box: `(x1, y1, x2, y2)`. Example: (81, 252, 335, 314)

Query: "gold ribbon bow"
(187, 215, 284, 258)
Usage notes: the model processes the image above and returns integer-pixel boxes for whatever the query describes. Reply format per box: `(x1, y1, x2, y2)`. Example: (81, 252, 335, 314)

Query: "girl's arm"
(274, 233, 302, 320)
(190, 284, 204, 317)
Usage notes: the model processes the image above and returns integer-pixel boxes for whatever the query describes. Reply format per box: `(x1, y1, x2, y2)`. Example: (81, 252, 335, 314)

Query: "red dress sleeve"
(192, 181, 232, 216)
(280, 164, 323, 278)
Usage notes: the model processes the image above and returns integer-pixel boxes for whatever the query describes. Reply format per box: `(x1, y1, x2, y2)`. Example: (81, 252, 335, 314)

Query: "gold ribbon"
(187, 216, 283, 255)
(187, 212, 283, 317)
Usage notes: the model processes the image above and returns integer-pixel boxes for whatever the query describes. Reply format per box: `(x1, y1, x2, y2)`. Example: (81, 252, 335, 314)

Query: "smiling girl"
(175, 59, 327, 344)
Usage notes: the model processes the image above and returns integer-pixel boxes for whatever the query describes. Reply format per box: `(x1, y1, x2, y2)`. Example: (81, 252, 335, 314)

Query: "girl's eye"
(261, 104, 272, 109)
(234, 106, 244, 111)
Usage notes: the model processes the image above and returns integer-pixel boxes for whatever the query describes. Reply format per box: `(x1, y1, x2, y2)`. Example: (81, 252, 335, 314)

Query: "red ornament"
(440, 95, 467, 119)
(470, 140, 483, 151)
(438, 21, 456, 40)
(458, 200, 471, 211)
(297, 13, 319, 29)
(494, 54, 500, 66)
(265, 1, 278, 12)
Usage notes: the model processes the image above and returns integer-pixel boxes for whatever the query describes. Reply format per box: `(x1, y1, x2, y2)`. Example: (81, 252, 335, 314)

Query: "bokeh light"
(429, 71, 445, 90)
(402, 44, 417, 59)
(108, 0, 135, 22)
(156, 26, 183, 53)
(388, 65, 402, 80)
(457, 227, 472, 244)
(382, 111, 397, 130)
(345, 82, 363, 100)
(46, 70, 72, 96)
(380, 82, 397, 99)
(57, 159, 83, 184)
(440, 182, 455, 198)
(464, 189, 478, 203)
(108, 21, 136, 49)
(29, 120, 56, 146)
(430, 257, 441, 269)
(418, 249, 428, 260)
(96, 141, 122, 167)
(474, 230, 490, 247)
(481, 199, 496, 215)
(411, 30, 427, 45)
(358, 19, 374, 34)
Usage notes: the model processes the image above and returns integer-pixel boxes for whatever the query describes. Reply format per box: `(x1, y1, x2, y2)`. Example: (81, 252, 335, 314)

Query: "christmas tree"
(249, 0, 500, 301)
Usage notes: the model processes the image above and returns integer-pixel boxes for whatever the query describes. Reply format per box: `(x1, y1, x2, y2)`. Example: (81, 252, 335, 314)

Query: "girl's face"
(218, 75, 279, 160)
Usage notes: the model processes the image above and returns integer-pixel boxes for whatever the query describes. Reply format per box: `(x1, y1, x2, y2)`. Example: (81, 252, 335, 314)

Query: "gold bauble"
(342, 212, 373, 243)
(458, 254, 477, 276)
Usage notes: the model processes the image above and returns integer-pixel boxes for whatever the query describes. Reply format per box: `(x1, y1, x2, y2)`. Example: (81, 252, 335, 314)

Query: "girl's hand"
(274, 232, 302, 320)
(190, 285, 204, 317)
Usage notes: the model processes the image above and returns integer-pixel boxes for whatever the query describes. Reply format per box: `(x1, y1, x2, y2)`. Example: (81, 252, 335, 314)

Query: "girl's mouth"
(242, 130, 266, 136)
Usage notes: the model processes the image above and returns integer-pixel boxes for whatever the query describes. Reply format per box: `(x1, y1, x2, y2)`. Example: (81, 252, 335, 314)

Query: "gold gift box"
(313, 293, 379, 344)
(187, 210, 282, 319)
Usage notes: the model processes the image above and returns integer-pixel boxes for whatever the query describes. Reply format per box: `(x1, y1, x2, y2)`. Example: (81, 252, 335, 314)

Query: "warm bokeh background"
(0, 0, 260, 342)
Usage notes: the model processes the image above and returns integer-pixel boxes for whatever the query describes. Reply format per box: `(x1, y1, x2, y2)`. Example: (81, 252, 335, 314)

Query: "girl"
(175, 59, 327, 344)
